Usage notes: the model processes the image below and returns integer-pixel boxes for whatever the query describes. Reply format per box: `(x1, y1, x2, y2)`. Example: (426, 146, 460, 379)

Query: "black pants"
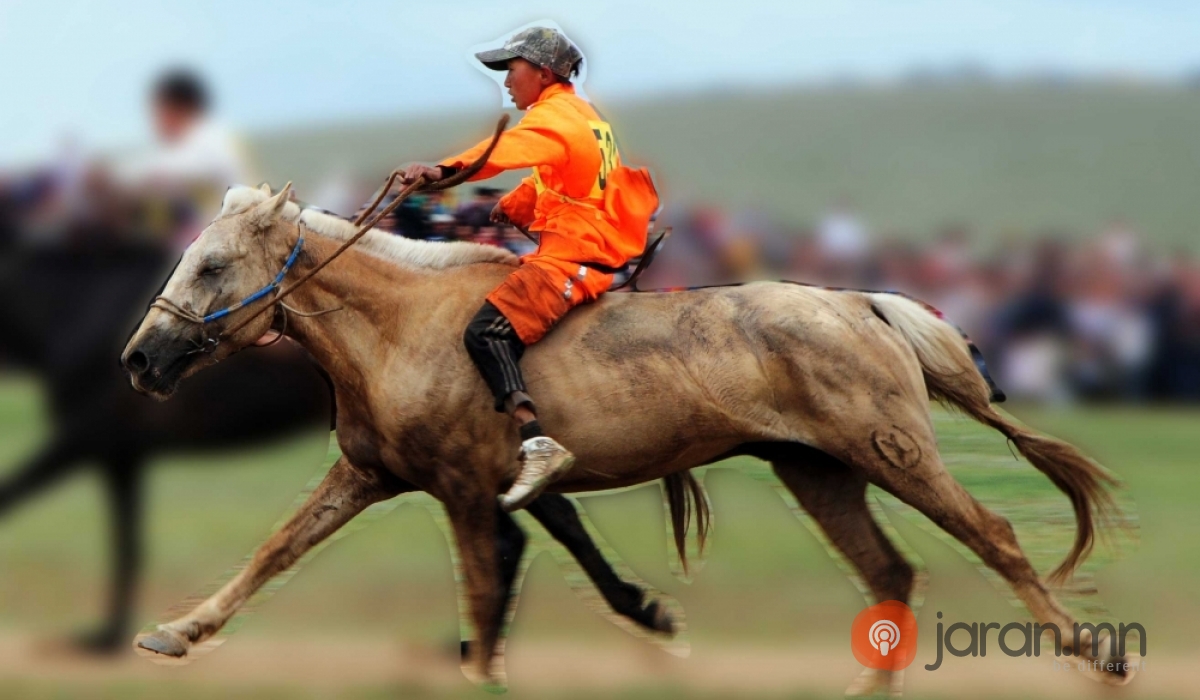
(463, 301, 529, 412)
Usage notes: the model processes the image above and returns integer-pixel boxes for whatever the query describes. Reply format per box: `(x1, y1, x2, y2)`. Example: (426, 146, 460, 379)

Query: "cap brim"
(474, 48, 518, 71)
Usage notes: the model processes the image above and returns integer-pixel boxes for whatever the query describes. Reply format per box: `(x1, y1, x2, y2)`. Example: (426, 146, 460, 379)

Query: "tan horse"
(121, 184, 1125, 693)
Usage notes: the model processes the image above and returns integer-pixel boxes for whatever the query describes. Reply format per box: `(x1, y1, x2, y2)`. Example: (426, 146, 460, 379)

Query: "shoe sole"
(499, 454, 576, 512)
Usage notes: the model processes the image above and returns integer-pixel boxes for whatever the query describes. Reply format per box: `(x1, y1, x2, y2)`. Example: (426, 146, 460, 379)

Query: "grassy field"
(253, 83, 1200, 251)
(0, 374, 1197, 698)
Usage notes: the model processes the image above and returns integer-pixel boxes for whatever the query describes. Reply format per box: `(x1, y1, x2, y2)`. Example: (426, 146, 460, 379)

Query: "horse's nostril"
(125, 349, 150, 374)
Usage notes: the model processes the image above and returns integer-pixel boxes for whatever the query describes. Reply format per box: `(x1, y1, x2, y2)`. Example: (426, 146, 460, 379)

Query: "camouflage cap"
(475, 27, 583, 78)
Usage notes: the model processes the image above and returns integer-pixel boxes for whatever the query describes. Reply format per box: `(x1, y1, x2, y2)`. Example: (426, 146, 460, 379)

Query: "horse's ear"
(249, 182, 293, 230)
(259, 182, 272, 195)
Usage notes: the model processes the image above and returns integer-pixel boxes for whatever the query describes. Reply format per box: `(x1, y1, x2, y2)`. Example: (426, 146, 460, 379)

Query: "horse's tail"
(866, 291, 1119, 583)
(664, 471, 711, 575)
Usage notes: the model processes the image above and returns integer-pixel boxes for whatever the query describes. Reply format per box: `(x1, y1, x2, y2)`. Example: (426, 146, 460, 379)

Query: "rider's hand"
(490, 203, 511, 226)
(398, 164, 444, 186)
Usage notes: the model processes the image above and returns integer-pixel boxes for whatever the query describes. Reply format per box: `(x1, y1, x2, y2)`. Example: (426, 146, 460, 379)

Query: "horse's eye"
(199, 265, 225, 278)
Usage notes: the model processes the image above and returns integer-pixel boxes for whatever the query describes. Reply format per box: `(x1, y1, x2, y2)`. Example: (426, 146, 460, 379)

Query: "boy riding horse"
(400, 26, 658, 511)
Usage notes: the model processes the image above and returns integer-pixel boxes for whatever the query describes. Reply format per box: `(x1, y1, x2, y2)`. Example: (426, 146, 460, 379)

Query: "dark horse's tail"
(664, 471, 711, 575)
(866, 292, 1120, 583)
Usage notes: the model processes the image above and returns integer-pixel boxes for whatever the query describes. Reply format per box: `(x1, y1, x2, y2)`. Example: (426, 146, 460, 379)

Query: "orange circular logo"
(851, 601, 918, 670)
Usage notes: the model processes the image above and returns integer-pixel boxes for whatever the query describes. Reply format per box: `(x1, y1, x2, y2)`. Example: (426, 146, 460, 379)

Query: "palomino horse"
(0, 236, 683, 653)
(121, 183, 1125, 692)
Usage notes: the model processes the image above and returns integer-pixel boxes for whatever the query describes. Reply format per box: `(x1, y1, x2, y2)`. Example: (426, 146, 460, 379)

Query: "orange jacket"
(440, 83, 658, 269)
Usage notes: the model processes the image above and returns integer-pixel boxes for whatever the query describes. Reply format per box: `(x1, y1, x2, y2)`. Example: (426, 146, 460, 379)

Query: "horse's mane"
(221, 186, 518, 270)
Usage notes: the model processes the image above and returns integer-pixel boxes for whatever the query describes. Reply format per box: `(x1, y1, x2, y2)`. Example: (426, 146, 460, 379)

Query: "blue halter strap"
(149, 227, 306, 350)
(199, 231, 305, 323)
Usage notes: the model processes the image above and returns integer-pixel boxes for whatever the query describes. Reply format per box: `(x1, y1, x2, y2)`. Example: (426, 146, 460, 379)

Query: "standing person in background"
(117, 69, 251, 249)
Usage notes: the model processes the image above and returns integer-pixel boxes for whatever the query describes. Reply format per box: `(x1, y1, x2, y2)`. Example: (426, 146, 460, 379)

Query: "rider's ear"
(249, 181, 293, 231)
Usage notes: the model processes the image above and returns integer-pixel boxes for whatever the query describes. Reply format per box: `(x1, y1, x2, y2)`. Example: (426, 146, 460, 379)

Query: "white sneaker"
(499, 436, 575, 512)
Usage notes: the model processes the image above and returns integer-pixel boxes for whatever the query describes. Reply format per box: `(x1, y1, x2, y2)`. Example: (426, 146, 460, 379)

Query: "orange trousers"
(485, 257, 614, 345)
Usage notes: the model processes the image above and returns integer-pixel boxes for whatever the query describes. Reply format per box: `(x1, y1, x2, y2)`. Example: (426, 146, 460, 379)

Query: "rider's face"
(504, 58, 553, 110)
(152, 101, 196, 144)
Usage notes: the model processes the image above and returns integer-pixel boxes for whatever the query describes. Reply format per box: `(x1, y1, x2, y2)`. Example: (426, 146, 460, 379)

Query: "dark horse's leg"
(76, 457, 145, 653)
(460, 493, 675, 661)
(0, 436, 84, 516)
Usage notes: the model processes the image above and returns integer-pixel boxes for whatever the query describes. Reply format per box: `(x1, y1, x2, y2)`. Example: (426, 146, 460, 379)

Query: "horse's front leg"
(0, 434, 84, 516)
(135, 457, 407, 658)
(444, 490, 507, 686)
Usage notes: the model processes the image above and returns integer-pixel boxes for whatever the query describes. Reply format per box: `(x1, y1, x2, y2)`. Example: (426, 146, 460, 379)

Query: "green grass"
(1, 376, 1196, 697)
(253, 84, 1200, 251)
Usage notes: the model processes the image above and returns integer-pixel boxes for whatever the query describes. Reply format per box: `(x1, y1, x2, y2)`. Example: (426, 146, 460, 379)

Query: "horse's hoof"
(481, 679, 508, 695)
(1096, 654, 1138, 687)
(645, 600, 677, 636)
(461, 659, 506, 691)
(135, 629, 189, 658)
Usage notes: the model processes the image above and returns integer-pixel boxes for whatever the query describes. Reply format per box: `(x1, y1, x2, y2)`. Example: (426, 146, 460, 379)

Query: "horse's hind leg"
(527, 493, 675, 635)
(845, 419, 1133, 686)
(134, 457, 408, 658)
(769, 445, 914, 697)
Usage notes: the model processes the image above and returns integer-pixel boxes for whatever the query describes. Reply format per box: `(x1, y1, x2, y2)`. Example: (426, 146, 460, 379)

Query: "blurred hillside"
(252, 83, 1200, 251)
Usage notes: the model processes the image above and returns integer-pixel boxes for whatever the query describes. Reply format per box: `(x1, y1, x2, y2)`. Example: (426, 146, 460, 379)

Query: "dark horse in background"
(0, 207, 676, 653)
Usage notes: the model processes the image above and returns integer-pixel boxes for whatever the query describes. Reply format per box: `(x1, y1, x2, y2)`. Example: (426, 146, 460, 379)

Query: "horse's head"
(121, 183, 298, 399)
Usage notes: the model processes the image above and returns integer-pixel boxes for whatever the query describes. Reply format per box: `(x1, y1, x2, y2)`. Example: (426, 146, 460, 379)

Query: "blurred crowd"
(4, 68, 1199, 405)
(338, 185, 540, 258)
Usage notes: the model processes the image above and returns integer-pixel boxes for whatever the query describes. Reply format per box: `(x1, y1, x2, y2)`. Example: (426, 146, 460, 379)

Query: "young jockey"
(400, 26, 658, 511)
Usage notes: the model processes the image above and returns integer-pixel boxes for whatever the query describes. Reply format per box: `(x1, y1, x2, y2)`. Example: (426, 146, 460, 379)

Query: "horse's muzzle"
(121, 336, 192, 399)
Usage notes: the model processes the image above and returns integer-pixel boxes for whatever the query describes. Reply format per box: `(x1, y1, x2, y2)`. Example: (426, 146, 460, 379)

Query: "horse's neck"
(281, 241, 408, 380)
(279, 236, 503, 394)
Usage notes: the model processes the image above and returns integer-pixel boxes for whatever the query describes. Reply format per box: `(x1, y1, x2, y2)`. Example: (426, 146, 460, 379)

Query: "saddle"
(607, 226, 671, 293)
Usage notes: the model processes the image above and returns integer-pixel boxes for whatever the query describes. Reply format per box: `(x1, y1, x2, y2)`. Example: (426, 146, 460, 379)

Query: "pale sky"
(2, 0, 1198, 166)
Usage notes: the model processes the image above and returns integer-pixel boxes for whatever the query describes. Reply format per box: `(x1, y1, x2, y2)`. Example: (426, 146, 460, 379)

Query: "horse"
(0, 231, 686, 654)
(121, 183, 1126, 693)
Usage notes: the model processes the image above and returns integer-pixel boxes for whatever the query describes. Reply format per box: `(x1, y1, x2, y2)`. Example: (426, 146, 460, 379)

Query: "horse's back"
(525, 282, 916, 486)
(550, 281, 884, 365)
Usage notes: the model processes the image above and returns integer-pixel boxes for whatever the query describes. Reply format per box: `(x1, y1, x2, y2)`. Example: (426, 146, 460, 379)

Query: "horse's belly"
(552, 433, 742, 492)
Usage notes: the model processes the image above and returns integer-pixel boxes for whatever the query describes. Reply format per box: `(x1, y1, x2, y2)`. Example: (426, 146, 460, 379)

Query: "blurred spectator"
(429, 212, 457, 241)
(115, 68, 251, 248)
(455, 187, 504, 229)
(816, 196, 871, 283)
(502, 225, 538, 257)
(395, 196, 429, 239)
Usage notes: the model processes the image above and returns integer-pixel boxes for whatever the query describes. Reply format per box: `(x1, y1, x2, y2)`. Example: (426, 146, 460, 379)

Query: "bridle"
(151, 230, 306, 354)
(148, 114, 509, 356)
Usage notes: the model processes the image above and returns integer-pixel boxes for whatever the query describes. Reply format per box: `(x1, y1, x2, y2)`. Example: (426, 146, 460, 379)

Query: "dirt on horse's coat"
(121, 184, 1127, 693)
